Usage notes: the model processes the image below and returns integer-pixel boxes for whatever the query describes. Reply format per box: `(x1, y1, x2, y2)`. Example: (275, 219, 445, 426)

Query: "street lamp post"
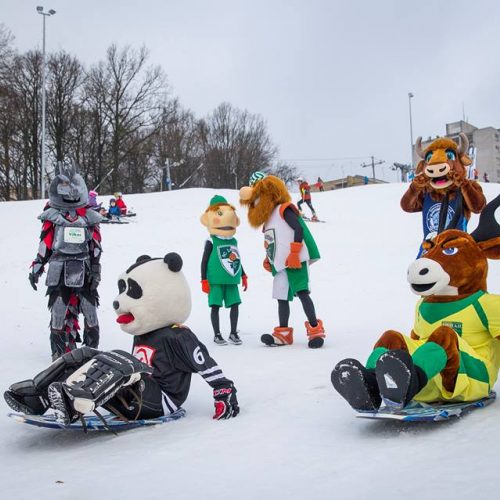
(408, 92, 414, 169)
(37, 6, 56, 199)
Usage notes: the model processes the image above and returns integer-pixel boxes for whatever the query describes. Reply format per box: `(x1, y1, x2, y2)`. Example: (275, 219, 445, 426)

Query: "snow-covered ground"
(2, 182, 500, 500)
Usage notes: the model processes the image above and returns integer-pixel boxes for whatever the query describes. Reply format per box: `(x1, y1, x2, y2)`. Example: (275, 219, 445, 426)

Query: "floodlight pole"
(37, 6, 56, 199)
(408, 92, 414, 168)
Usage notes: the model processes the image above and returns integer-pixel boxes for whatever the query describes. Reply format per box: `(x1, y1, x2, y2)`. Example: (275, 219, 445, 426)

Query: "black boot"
(331, 359, 381, 411)
(375, 349, 428, 409)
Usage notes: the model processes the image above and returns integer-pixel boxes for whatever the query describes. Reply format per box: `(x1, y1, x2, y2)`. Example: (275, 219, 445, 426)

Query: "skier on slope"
(296, 177, 318, 221)
(29, 162, 103, 360)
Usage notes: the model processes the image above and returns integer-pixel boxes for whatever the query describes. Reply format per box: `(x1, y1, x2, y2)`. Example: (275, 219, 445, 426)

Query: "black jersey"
(132, 325, 233, 411)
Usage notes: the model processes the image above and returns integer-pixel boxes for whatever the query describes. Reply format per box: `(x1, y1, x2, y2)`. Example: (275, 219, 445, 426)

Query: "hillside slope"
(1, 183, 500, 500)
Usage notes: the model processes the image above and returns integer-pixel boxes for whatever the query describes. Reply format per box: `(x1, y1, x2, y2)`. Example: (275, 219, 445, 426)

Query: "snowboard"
(8, 408, 186, 432)
(355, 393, 495, 422)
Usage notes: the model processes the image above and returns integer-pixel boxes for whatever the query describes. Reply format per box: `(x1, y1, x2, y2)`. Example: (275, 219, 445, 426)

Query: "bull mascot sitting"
(332, 195, 500, 411)
(401, 132, 486, 254)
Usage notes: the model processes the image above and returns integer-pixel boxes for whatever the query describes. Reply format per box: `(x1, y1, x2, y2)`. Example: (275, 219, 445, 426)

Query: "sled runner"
(8, 408, 186, 432)
(355, 393, 495, 422)
(100, 217, 130, 225)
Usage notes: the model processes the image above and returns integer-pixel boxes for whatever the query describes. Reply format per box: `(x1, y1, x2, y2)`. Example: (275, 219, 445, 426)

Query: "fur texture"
(401, 135, 485, 216)
(239, 175, 291, 228)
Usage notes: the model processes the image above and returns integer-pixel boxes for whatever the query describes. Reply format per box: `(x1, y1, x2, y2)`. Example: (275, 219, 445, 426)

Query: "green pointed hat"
(209, 195, 228, 207)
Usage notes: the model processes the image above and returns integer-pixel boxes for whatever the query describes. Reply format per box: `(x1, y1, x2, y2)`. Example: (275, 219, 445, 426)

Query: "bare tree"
(270, 161, 299, 186)
(151, 98, 202, 190)
(46, 51, 85, 162)
(197, 102, 277, 189)
(85, 44, 167, 193)
(5, 51, 43, 199)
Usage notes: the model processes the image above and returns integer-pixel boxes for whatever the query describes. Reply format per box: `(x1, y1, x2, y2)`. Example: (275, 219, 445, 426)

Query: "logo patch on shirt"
(442, 321, 463, 336)
(217, 245, 241, 277)
(63, 226, 85, 244)
(263, 228, 276, 262)
(426, 202, 455, 233)
(133, 345, 156, 366)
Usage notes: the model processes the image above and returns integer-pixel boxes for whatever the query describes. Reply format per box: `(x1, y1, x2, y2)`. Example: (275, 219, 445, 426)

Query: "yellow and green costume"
(367, 291, 500, 403)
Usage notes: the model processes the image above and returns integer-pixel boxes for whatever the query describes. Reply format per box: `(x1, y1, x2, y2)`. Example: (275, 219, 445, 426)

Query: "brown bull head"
(414, 132, 472, 191)
(407, 195, 500, 299)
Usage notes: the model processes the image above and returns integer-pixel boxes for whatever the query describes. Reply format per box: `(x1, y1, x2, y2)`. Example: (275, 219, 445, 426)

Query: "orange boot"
(305, 319, 325, 348)
(261, 327, 294, 346)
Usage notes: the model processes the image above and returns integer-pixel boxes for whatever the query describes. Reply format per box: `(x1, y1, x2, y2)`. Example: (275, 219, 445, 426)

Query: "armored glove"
(89, 264, 101, 291)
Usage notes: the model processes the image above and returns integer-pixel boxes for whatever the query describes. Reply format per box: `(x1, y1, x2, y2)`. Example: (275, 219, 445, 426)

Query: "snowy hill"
(2, 183, 500, 500)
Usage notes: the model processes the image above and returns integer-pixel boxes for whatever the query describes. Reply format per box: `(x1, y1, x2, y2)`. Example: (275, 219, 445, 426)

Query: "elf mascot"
(331, 195, 500, 412)
(239, 171, 325, 348)
(200, 195, 247, 346)
(5, 253, 239, 424)
(401, 133, 486, 252)
(29, 162, 103, 360)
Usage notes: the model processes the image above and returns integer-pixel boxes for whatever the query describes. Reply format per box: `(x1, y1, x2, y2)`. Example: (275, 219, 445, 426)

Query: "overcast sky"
(2, 0, 500, 182)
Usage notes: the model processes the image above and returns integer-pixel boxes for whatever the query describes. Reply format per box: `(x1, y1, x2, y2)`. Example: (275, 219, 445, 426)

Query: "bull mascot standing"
(401, 132, 486, 254)
(332, 195, 500, 411)
(239, 171, 325, 348)
(29, 162, 103, 360)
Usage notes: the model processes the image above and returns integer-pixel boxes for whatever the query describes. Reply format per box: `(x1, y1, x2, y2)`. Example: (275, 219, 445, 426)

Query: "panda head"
(113, 252, 192, 336)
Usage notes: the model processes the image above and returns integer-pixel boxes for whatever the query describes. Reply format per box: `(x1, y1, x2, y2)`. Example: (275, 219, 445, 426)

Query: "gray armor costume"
(29, 163, 103, 359)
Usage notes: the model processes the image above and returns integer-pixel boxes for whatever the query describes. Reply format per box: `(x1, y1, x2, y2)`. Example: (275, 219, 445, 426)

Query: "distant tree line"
(0, 24, 296, 200)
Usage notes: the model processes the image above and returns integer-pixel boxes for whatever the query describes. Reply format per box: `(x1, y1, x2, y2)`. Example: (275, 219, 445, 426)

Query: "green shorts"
(208, 283, 241, 308)
(272, 263, 310, 301)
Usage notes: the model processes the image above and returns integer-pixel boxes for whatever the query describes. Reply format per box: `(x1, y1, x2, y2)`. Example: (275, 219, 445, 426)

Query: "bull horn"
(471, 194, 500, 243)
(415, 137, 425, 159)
(457, 132, 469, 156)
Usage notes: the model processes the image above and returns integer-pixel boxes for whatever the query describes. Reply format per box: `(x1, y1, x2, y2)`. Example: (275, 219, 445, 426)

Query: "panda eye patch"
(118, 279, 126, 293)
(127, 278, 143, 299)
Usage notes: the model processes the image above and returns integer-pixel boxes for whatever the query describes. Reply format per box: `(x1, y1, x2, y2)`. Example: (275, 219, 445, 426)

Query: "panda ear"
(136, 255, 151, 264)
(164, 253, 183, 272)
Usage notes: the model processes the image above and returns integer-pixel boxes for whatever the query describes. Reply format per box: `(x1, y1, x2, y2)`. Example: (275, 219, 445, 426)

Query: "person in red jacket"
(114, 192, 127, 215)
(296, 178, 318, 221)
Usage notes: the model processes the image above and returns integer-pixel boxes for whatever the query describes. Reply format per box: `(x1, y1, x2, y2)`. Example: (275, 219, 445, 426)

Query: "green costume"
(207, 235, 242, 308)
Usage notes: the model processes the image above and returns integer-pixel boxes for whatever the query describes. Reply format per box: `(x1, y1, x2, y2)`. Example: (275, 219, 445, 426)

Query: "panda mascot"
(4, 253, 239, 424)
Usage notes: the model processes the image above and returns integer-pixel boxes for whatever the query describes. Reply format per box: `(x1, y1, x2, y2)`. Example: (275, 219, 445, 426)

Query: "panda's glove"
(201, 279, 210, 294)
(285, 242, 303, 269)
(213, 383, 239, 420)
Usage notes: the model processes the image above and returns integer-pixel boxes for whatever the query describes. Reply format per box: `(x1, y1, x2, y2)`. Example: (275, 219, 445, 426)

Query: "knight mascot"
(29, 162, 103, 359)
